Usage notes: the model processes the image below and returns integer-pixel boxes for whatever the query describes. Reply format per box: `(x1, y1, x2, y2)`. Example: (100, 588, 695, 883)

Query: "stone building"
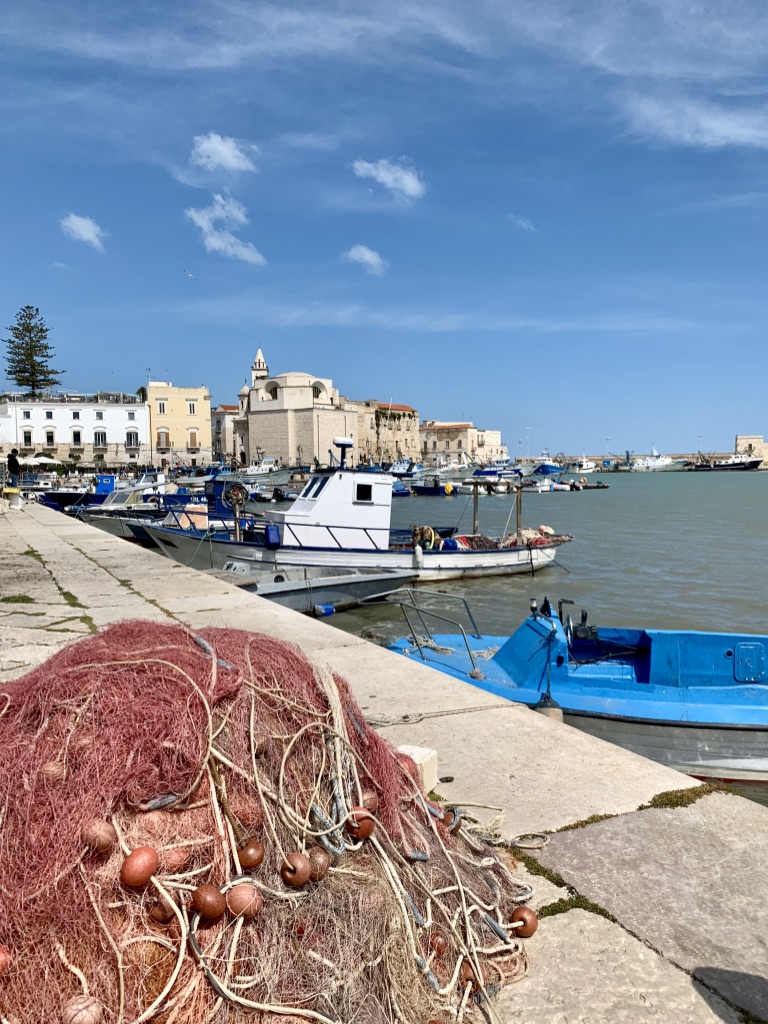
(735, 434, 767, 466)
(232, 349, 419, 467)
(0, 391, 149, 468)
(419, 421, 508, 466)
(147, 381, 212, 468)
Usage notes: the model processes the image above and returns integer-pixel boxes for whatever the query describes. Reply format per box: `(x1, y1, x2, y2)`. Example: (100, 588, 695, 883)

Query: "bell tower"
(251, 347, 269, 386)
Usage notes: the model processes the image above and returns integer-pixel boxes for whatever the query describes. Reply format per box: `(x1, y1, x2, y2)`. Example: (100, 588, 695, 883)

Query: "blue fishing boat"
(384, 594, 768, 784)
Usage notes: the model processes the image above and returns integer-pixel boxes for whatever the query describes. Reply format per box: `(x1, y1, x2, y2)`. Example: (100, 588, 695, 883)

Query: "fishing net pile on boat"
(0, 621, 536, 1024)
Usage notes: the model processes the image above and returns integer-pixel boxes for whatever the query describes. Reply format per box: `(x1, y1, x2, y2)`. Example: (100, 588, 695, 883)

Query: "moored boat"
(143, 438, 573, 581)
(208, 562, 417, 615)
(631, 447, 684, 472)
(693, 453, 763, 472)
(382, 594, 768, 784)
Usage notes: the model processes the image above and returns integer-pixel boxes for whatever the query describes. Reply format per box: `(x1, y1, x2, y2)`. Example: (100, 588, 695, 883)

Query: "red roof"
(373, 402, 416, 413)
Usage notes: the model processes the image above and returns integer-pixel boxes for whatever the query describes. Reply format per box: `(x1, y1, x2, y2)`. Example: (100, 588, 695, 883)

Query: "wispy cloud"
(509, 214, 537, 232)
(342, 244, 388, 275)
(352, 158, 426, 202)
(60, 213, 107, 252)
(624, 93, 768, 149)
(184, 194, 266, 265)
(190, 132, 258, 173)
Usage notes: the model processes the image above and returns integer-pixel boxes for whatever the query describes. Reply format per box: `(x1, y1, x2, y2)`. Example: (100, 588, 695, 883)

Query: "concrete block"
(398, 743, 438, 794)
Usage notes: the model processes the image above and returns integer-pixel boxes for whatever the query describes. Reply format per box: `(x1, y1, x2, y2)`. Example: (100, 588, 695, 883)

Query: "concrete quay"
(1, 502, 766, 1024)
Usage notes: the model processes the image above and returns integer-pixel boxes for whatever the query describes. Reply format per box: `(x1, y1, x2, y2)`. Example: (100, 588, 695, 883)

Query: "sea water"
(330, 470, 768, 802)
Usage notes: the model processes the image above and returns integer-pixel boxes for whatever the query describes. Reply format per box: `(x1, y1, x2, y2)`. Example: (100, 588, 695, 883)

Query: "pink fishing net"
(0, 622, 531, 1023)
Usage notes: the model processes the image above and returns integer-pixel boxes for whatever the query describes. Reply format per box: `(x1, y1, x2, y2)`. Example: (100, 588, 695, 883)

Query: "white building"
(0, 392, 150, 468)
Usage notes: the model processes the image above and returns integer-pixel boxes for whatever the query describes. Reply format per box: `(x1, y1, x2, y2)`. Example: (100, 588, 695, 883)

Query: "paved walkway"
(2, 502, 766, 1023)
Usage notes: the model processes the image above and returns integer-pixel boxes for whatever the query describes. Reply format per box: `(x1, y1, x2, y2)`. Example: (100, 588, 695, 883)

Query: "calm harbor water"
(329, 470, 768, 803)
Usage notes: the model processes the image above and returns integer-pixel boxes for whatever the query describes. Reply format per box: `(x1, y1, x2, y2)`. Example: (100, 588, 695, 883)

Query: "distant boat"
(519, 450, 563, 478)
(383, 593, 768, 784)
(388, 459, 422, 478)
(633, 447, 683, 472)
(693, 453, 763, 472)
(564, 455, 596, 475)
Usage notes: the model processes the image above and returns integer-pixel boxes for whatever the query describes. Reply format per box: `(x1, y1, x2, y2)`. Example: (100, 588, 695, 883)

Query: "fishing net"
(0, 622, 533, 1024)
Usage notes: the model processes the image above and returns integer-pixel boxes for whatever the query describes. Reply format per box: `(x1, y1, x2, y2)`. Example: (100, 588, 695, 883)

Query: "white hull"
(207, 565, 416, 613)
(144, 526, 562, 581)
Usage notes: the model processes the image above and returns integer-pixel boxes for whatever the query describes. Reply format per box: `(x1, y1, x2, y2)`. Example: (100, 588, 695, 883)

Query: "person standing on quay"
(7, 448, 20, 487)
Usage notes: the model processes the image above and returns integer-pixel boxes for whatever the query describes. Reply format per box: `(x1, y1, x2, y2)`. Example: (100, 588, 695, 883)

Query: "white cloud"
(343, 244, 388, 275)
(184, 194, 266, 265)
(60, 213, 107, 251)
(190, 132, 257, 172)
(623, 93, 768, 149)
(509, 214, 537, 232)
(352, 158, 426, 202)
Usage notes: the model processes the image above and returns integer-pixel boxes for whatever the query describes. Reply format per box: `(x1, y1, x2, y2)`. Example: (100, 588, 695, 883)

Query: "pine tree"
(3, 306, 63, 395)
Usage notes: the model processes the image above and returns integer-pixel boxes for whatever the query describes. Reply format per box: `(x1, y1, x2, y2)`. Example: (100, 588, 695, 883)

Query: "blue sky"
(2, 1, 767, 457)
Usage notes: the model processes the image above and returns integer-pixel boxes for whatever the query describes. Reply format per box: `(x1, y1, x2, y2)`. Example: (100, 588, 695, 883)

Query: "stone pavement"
(2, 501, 767, 1023)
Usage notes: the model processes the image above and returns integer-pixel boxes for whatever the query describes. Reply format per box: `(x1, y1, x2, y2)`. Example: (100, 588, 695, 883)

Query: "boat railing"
(391, 589, 484, 673)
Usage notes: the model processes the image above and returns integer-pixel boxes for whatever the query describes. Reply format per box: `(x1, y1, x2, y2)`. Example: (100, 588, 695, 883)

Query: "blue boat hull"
(386, 605, 768, 783)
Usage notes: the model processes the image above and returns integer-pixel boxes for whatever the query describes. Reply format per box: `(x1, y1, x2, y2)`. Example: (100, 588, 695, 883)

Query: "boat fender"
(423, 526, 435, 551)
(413, 543, 424, 569)
(534, 695, 564, 722)
(313, 604, 336, 617)
(444, 482, 453, 495)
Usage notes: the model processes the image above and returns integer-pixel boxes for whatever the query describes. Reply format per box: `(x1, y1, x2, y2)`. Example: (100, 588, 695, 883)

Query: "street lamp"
(697, 434, 702, 452)
(525, 426, 531, 459)
(606, 437, 610, 455)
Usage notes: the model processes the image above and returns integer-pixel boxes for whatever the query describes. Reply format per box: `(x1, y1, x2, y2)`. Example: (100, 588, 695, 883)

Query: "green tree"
(3, 306, 63, 395)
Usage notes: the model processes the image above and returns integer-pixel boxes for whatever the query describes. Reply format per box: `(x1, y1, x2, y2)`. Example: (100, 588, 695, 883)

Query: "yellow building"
(147, 381, 212, 467)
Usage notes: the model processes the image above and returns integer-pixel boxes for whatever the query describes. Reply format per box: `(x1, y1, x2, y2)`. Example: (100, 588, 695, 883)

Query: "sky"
(2, 0, 767, 458)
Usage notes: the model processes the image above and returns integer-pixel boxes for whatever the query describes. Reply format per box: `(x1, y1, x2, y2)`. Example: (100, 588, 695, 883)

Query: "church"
(232, 349, 420, 467)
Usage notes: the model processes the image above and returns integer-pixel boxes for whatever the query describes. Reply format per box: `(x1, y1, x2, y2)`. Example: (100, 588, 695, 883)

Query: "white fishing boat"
(143, 439, 573, 581)
(564, 455, 596, 475)
(632, 447, 682, 472)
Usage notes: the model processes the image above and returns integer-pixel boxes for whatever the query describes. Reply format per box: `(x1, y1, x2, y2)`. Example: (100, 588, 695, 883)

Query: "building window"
(444, 440, 450, 450)
(72, 411, 80, 420)
(457, 440, 462, 449)
(188, 431, 198, 450)
(158, 401, 166, 415)
(45, 430, 55, 446)
(72, 430, 82, 446)
(432, 441, 437, 450)
(128, 412, 135, 421)
(156, 429, 169, 450)
(126, 431, 139, 448)
(23, 410, 31, 420)
(215, 419, 221, 430)
(94, 431, 107, 447)
(188, 402, 196, 416)
(312, 386, 321, 399)
(45, 410, 53, 420)
(95, 411, 104, 421)
(22, 430, 32, 446)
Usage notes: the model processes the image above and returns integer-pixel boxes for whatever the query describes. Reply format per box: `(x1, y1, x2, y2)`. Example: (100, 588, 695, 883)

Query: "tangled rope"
(0, 622, 535, 1023)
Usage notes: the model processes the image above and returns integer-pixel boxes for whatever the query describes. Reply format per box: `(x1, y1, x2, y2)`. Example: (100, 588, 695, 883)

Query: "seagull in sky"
(183, 269, 197, 280)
